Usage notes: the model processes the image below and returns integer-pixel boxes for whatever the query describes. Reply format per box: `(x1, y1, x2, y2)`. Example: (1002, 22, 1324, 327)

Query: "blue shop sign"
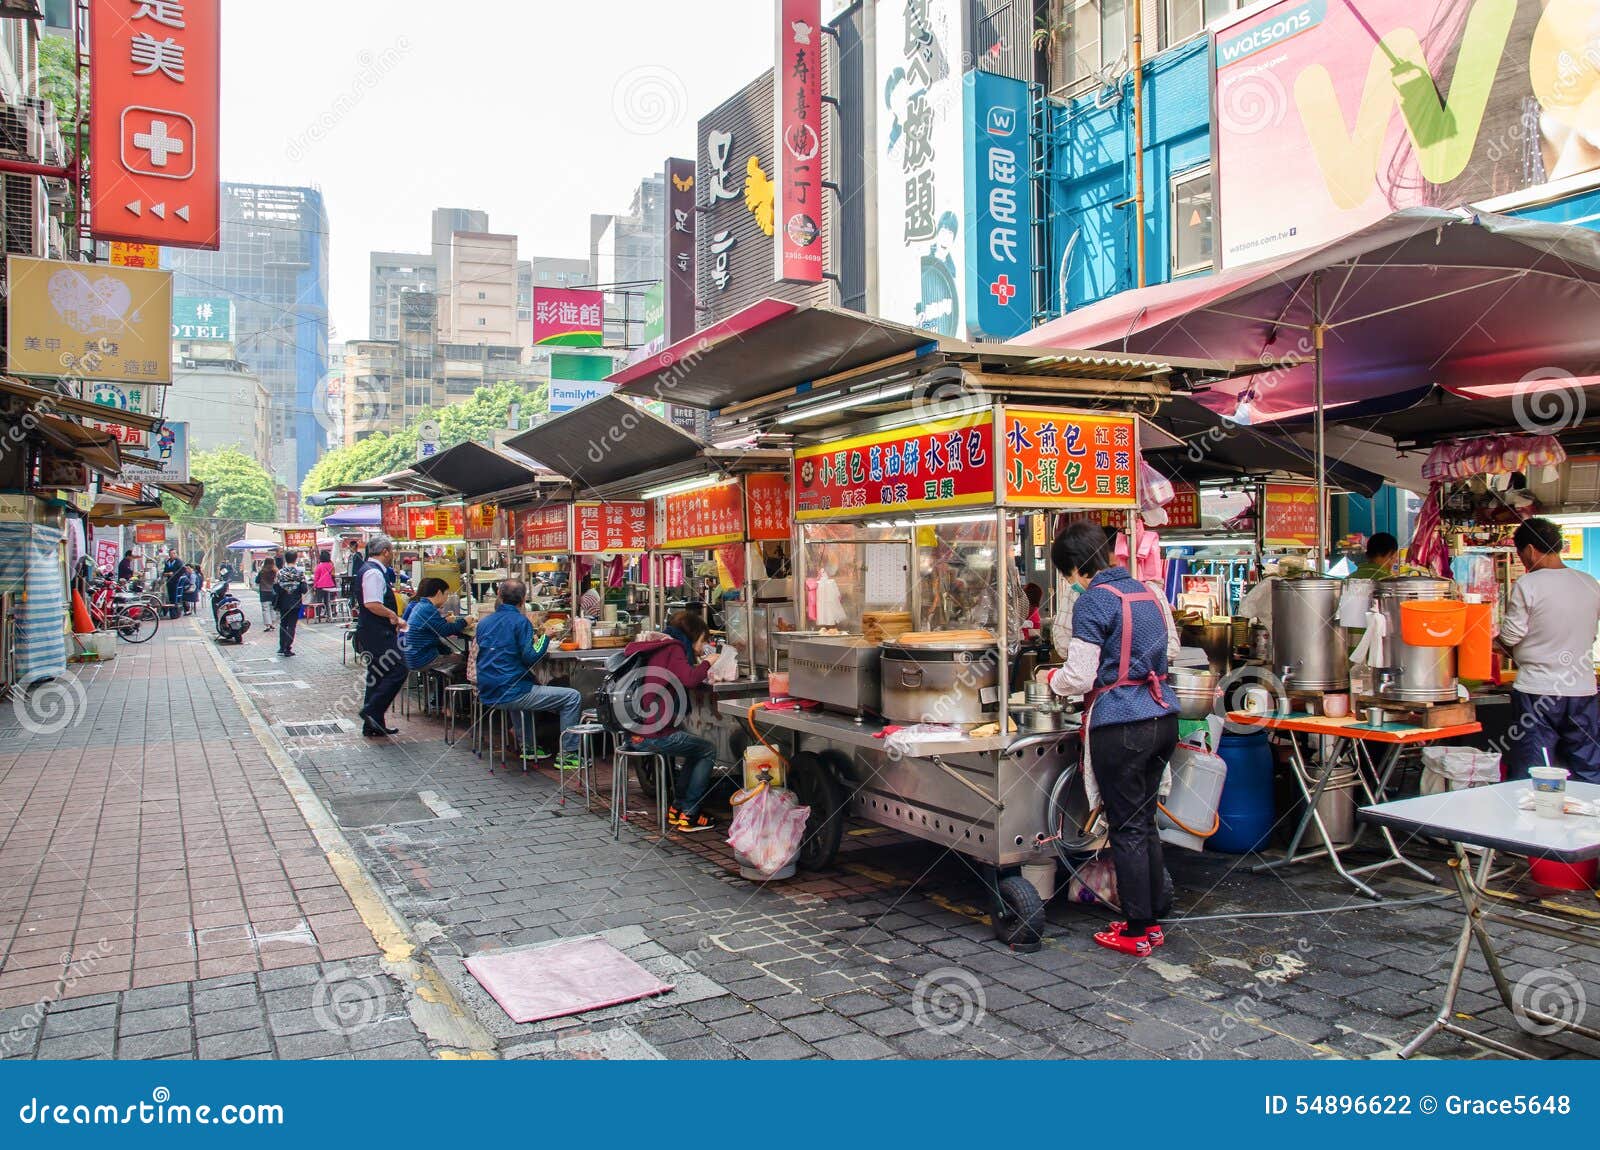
(964, 70, 1034, 341)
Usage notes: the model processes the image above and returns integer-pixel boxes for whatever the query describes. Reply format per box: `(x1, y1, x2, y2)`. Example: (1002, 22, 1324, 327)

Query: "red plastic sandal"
(1093, 928, 1153, 957)
(1108, 921, 1164, 947)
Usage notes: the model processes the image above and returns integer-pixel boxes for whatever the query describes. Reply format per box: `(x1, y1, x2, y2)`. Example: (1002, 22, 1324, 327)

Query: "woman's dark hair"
(318, 549, 331, 563)
(1365, 532, 1398, 560)
(667, 610, 709, 642)
(1024, 582, 1043, 611)
(1051, 520, 1111, 580)
(417, 576, 449, 599)
(1513, 517, 1562, 556)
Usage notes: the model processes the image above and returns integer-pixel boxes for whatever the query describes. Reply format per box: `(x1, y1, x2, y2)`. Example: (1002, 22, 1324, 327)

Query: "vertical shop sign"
(775, 0, 824, 283)
(664, 157, 697, 340)
(964, 70, 1033, 340)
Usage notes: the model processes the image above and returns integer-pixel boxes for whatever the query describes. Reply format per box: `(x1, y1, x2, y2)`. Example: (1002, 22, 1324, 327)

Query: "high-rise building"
(369, 251, 436, 340)
(589, 174, 663, 348)
(438, 230, 519, 345)
(163, 183, 330, 485)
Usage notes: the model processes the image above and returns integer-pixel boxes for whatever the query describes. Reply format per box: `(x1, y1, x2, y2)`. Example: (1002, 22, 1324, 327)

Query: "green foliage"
(39, 34, 84, 149)
(162, 448, 277, 567)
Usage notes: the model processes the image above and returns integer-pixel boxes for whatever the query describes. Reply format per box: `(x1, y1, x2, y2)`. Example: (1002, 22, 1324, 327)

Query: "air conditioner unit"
(0, 104, 43, 164)
(21, 97, 63, 166)
(2, 173, 46, 257)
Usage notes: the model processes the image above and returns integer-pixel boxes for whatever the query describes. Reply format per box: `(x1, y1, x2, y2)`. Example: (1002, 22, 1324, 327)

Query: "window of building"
(1049, 0, 1120, 94)
(477, 291, 486, 300)
(1170, 165, 1214, 277)
(477, 317, 487, 326)
(1165, 0, 1240, 46)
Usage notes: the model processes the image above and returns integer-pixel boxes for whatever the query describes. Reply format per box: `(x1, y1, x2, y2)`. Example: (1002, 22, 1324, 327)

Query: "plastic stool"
(611, 747, 670, 838)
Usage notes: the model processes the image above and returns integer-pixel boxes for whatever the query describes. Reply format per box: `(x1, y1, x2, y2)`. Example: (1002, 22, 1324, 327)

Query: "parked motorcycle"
(211, 580, 250, 645)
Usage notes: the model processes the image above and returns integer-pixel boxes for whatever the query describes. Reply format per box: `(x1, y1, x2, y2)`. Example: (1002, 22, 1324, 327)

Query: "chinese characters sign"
(380, 497, 407, 539)
(664, 158, 696, 341)
(574, 502, 652, 554)
(90, 0, 221, 250)
(532, 288, 604, 347)
(85, 380, 154, 450)
(745, 473, 792, 542)
(464, 502, 503, 543)
(794, 412, 995, 521)
(172, 296, 232, 341)
(775, 0, 823, 283)
(518, 505, 571, 555)
(1000, 409, 1138, 508)
(964, 70, 1034, 340)
(119, 419, 188, 484)
(6, 257, 173, 384)
(875, 0, 964, 337)
(660, 482, 744, 549)
(1262, 483, 1321, 549)
(409, 505, 465, 543)
(134, 523, 167, 545)
(1165, 481, 1201, 530)
(282, 528, 318, 552)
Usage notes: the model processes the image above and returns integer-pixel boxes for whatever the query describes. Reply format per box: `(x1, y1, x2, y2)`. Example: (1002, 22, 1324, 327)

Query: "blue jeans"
(631, 730, 716, 816)
(495, 684, 582, 753)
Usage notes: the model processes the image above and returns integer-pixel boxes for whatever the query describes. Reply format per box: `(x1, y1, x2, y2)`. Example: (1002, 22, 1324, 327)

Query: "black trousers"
(360, 635, 407, 725)
(1089, 713, 1179, 927)
(277, 597, 301, 653)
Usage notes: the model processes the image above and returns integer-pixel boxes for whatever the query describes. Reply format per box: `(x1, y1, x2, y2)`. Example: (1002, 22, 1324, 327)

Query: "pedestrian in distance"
(354, 536, 408, 737)
(275, 551, 308, 656)
(313, 549, 338, 616)
(162, 548, 185, 611)
(117, 549, 136, 582)
(255, 556, 278, 632)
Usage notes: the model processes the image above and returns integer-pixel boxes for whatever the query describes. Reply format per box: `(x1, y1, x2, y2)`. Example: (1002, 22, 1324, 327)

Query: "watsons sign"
(1214, 0, 1324, 66)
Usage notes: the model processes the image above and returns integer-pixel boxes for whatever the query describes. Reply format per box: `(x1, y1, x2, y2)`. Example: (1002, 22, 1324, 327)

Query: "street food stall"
(607, 299, 1227, 945)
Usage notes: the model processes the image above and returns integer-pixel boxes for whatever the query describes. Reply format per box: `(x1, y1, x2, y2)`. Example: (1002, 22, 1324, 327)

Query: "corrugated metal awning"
(409, 441, 546, 499)
(504, 394, 706, 491)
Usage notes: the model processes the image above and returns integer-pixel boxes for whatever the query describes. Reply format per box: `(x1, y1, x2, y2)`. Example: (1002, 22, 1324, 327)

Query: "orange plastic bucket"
(1457, 602, 1493, 679)
(1399, 600, 1467, 647)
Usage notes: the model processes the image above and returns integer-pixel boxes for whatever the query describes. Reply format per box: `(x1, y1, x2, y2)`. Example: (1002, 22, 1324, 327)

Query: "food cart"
(605, 300, 1227, 945)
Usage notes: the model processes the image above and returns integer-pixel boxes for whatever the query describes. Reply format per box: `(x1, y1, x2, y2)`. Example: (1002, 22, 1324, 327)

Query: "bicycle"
(87, 581, 160, 644)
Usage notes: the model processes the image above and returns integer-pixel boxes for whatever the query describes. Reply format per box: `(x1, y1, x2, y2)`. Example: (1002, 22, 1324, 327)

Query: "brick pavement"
(216, 618, 1600, 1061)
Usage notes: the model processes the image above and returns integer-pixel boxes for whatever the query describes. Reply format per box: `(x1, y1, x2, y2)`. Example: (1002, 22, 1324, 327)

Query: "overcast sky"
(221, 0, 782, 342)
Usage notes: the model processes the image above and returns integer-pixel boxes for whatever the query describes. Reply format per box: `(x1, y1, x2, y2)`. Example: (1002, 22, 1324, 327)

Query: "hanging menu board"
(409, 506, 465, 542)
(660, 482, 744, 549)
(380, 497, 407, 539)
(1262, 483, 1321, 549)
(793, 412, 997, 520)
(518, 505, 571, 554)
(999, 408, 1139, 508)
(465, 502, 503, 542)
(574, 502, 652, 553)
(745, 473, 792, 542)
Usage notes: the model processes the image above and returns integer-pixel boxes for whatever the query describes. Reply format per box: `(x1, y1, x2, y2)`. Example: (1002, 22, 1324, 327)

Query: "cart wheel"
(787, 751, 844, 871)
(993, 874, 1046, 952)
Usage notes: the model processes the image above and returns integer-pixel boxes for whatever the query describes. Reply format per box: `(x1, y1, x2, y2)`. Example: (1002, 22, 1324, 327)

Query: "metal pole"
(996, 507, 1010, 740)
(1313, 272, 1327, 571)
(1131, 0, 1147, 288)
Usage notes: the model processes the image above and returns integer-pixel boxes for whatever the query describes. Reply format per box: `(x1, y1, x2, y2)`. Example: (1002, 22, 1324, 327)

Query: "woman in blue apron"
(1041, 522, 1179, 957)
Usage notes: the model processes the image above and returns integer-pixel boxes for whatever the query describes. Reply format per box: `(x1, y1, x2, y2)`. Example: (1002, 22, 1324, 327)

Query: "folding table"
(1228, 712, 1481, 898)
(1360, 780, 1600, 1058)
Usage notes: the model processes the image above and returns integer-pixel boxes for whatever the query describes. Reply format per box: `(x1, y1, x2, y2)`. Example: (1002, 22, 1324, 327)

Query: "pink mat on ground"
(464, 938, 675, 1024)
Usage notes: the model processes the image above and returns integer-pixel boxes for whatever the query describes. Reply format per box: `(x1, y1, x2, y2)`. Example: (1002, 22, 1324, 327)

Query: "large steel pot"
(1169, 668, 1219, 719)
(1373, 577, 1459, 703)
(1271, 577, 1349, 693)
(880, 640, 1000, 727)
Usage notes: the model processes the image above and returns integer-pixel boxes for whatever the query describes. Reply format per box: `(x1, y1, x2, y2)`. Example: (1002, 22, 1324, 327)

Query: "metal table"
(1229, 712, 1481, 898)
(1360, 780, 1600, 1058)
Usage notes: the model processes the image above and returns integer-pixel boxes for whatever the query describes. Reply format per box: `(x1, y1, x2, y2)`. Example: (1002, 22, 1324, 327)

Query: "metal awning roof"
(584, 448, 793, 502)
(504, 394, 707, 491)
(607, 299, 1228, 414)
(35, 412, 121, 475)
(409, 441, 546, 499)
(0, 376, 164, 433)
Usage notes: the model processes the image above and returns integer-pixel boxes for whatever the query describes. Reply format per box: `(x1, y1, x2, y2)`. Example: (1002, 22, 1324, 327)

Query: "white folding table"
(1360, 780, 1600, 1058)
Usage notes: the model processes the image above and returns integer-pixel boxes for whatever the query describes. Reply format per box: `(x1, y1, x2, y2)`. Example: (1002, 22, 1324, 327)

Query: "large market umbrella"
(226, 538, 277, 551)
(1018, 208, 1600, 560)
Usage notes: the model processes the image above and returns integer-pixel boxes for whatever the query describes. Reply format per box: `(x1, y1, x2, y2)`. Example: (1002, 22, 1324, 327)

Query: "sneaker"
(1107, 921, 1164, 947)
(676, 812, 717, 834)
(551, 753, 583, 771)
(1092, 928, 1152, 957)
(666, 806, 685, 827)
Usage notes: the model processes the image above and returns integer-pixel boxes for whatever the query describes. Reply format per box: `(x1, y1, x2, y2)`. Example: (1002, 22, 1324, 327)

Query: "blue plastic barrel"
(1210, 730, 1275, 853)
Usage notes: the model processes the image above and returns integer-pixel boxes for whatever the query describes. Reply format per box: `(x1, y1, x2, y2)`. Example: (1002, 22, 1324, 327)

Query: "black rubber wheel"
(993, 873, 1046, 951)
(786, 751, 845, 871)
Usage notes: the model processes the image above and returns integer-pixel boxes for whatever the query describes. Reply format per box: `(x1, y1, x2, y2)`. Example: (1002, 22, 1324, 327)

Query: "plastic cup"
(1530, 765, 1569, 818)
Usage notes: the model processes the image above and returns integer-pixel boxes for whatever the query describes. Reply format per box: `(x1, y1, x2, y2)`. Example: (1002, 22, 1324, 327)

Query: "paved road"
(3, 616, 1595, 1059)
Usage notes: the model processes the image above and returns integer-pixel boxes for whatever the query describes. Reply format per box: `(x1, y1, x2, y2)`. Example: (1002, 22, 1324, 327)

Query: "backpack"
(594, 647, 687, 739)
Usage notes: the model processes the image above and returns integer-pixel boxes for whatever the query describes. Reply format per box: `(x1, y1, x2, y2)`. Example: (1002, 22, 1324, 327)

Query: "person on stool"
(1039, 521, 1179, 958)
(355, 535, 408, 737)
(404, 576, 467, 675)
(474, 578, 582, 767)
(1498, 516, 1600, 784)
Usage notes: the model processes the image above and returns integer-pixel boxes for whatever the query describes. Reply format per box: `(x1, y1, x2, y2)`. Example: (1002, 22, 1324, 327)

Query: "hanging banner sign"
(6, 256, 173, 384)
(282, 527, 318, 551)
(794, 412, 995, 521)
(744, 473, 792, 542)
(1262, 482, 1321, 549)
(110, 242, 160, 268)
(999, 408, 1138, 508)
(380, 497, 407, 539)
(464, 502, 503, 542)
(964, 69, 1034, 340)
(133, 523, 166, 545)
(90, 0, 222, 250)
(1165, 481, 1201, 530)
(518, 505, 571, 555)
(660, 481, 744, 549)
(532, 288, 605, 347)
(775, 0, 824, 283)
(119, 420, 189, 484)
(574, 502, 652, 554)
(664, 157, 697, 341)
(409, 506, 465, 542)
(85, 380, 155, 450)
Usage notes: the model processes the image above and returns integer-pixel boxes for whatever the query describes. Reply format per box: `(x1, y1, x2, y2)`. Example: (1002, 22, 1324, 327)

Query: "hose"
(746, 702, 790, 771)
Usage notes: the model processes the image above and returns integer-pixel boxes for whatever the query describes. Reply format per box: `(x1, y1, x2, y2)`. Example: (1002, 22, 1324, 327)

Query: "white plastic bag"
(1065, 855, 1118, 908)
(727, 785, 811, 876)
(707, 644, 741, 683)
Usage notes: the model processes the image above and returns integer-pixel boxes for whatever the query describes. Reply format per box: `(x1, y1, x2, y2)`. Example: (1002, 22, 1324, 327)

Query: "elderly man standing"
(355, 535, 408, 738)
(474, 578, 582, 766)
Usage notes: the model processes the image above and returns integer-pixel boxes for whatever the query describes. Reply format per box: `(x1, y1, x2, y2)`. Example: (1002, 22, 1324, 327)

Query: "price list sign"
(517, 506, 571, 555)
(661, 482, 744, 548)
(745, 473, 792, 542)
(574, 502, 652, 553)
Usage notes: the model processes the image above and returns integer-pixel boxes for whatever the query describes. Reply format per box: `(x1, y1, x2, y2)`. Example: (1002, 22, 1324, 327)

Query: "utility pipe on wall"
(1131, 0, 1147, 288)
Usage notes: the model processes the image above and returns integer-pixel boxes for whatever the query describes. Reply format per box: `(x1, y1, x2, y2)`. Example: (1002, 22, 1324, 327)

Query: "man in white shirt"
(1498, 517, 1600, 783)
(354, 536, 409, 737)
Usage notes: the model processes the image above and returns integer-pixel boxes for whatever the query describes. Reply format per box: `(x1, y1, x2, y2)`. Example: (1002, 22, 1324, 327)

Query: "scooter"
(211, 580, 250, 645)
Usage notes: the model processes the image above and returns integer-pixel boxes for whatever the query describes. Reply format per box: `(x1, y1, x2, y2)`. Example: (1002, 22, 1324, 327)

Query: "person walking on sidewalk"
(162, 549, 185, 612)
(312, 549, 338, 616)
(275, 551, 308, 657)
(474, 578, 581, 765)
(621, 611, 719, 832)
(355, 536, 408, 737)
(255, 556, 278, 632)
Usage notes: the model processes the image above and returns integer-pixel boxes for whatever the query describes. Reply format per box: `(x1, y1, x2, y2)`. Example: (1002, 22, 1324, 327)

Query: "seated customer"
(621, 611, 718, 833)
(404, 577, 468, 673)
(474, 578, 581, 766)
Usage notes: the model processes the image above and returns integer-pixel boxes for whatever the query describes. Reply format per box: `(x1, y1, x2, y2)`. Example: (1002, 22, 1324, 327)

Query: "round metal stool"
(611, 747, 670, 838)
(443, 683, 475, 744)
(560, 722, 606, 811)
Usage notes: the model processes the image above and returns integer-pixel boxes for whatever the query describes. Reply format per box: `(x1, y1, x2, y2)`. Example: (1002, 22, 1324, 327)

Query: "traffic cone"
(71, 588, 95, 634)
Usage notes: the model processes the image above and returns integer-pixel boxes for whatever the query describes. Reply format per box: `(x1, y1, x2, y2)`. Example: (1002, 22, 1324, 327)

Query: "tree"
(39, 35, 85, 155)
(162, 448, 277, 571)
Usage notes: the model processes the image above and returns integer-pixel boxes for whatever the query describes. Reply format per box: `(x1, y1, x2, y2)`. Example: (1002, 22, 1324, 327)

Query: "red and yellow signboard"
(660, 481, 743, 549)
(1000, 409, 1138, 508)
(464, 502, 502, 542)
(775, 0, 824, 283)
(794, 412, 996, 521)
(409, 505, 465, 542)
(518, 505, 570, 554)
(110, 242, 160, 268)
(575, 502, 652, 553)
(90, 0, 222, 250)
(133, 522, 166, 544)
(1262, 483, 1321, 549)
(282, 527, 318, 551)
(1165, 481, 1201, 530)
(745, 473, 792, 542)
(380, 497, 407, 539)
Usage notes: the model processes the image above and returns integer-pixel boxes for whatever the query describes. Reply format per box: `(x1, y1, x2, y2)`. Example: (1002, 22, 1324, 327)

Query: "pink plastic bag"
(726, 785, 811, 876)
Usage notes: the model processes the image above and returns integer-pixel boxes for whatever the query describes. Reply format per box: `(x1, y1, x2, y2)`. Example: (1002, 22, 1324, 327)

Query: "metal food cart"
(607, 301, 1226, 946)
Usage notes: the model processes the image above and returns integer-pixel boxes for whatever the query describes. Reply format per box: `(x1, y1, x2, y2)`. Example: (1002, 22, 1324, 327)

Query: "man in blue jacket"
(474, 578, 581, 765)
(404, 577, 467, 673)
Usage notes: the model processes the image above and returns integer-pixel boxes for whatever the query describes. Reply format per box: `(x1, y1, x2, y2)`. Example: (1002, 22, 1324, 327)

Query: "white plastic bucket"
(1021, 861, 1057, 901)
(1158, 743, 1227, 852)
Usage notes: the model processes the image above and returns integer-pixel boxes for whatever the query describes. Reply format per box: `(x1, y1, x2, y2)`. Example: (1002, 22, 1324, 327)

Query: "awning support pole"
(1313, 272, 1327, 571)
